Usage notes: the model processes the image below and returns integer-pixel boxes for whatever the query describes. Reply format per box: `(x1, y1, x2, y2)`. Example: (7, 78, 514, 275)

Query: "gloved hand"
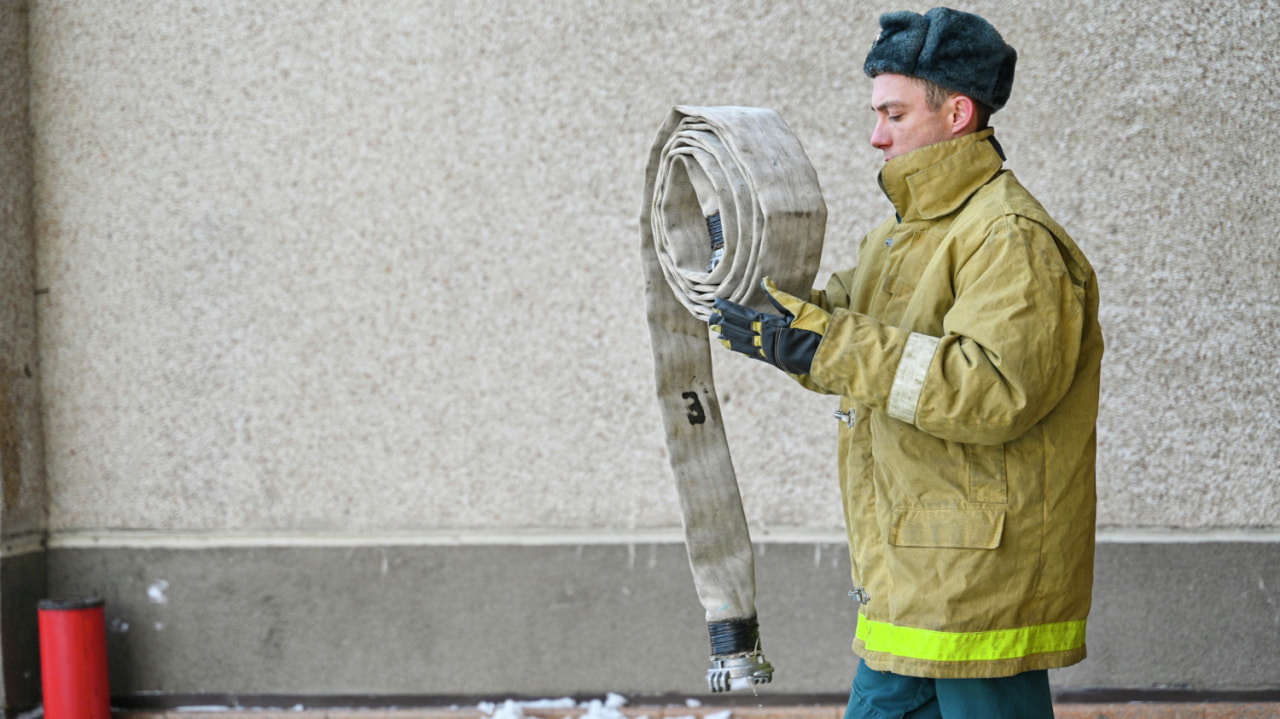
(709, 278, 831, 375)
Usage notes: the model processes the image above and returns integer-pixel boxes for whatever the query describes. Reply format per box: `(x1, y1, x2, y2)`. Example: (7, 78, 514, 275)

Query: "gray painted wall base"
(0, 550, 44, 712)
(41, 539, 1280, 699)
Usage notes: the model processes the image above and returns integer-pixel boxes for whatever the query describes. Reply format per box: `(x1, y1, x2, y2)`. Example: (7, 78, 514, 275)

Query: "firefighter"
(712, 8, 1103, 717)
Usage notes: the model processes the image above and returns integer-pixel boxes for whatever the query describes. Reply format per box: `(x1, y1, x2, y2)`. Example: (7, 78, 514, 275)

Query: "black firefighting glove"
(709, 278, 830, 375)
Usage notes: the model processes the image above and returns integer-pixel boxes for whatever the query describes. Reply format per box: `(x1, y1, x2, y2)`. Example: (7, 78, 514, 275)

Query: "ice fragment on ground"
(481, 700, 527, 719)
(479, 694, 665, 719)
(577, 694, 632, 719)
(479, 697, 579, 719)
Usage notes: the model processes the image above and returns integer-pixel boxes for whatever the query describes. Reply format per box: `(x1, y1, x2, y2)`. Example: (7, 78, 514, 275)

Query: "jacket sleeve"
(786, 275, 851, 396)
(808, 214, 1086, 446)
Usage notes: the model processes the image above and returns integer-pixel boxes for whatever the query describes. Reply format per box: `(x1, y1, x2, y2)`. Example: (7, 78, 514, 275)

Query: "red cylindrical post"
(37, 597, 111, 719)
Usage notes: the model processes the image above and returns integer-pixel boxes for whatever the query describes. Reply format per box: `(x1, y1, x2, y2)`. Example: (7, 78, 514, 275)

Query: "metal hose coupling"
(706, 616, 774, 692)
(707, 652, 774, 693)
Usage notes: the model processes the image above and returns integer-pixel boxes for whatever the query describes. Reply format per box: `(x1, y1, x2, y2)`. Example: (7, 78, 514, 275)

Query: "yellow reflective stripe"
(856, 613, 1086, 662)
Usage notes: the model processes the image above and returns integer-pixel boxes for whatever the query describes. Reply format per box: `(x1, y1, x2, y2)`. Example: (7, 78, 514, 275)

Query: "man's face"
(869, 73, 955, 162)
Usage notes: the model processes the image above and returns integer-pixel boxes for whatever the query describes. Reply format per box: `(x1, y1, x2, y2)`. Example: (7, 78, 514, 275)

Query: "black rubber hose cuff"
(708, 616, 761, 657)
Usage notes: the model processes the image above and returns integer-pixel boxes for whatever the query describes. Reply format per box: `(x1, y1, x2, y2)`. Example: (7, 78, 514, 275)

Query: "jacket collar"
(877, 129, 1005, 223)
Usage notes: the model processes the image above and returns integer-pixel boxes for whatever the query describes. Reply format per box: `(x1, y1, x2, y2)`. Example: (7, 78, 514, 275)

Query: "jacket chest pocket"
(964, 443, 1008, 504)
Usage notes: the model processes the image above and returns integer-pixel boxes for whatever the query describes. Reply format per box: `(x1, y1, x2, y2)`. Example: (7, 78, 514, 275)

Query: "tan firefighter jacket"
(794, 129, 1104, 678)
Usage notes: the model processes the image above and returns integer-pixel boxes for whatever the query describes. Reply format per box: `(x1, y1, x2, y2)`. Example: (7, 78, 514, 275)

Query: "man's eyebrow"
(872, 100, 906, 112)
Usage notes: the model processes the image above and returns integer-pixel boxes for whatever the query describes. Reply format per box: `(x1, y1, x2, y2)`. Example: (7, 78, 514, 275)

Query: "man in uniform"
(711, 8, 1103, 718)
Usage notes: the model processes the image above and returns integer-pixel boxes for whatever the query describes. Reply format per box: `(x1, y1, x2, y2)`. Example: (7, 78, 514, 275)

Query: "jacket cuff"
(887, 332, 939, 423)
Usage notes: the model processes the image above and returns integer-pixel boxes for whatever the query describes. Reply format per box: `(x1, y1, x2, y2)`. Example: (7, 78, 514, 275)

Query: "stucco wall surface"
(1, 0, 45, 541)
(27, 1, 1279, 533)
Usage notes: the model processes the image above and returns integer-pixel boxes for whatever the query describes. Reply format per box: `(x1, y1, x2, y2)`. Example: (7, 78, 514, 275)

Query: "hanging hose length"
(639, 105, 826, 691)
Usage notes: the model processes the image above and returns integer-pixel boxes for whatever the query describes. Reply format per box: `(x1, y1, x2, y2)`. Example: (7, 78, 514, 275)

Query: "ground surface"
(106, 700, 1280, 719)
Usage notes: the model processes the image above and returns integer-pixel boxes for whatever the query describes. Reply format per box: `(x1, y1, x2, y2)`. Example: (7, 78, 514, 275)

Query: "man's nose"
(870, 119, 890, 149)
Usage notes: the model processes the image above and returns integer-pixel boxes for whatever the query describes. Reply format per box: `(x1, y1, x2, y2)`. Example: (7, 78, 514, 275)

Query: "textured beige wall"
(27, 1, 1279, 534)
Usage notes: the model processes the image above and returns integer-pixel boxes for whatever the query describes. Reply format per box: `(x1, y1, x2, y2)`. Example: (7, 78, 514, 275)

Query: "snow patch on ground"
(477, 694, 730, 719)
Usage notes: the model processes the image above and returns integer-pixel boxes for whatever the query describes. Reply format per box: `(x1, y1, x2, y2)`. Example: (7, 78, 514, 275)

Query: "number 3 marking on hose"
(681, 391, 706, 425)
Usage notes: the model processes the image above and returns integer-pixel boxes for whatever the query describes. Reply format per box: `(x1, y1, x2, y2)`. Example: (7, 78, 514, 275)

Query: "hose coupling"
(705, 616, 773, 692)
(707, 650, 774, 692)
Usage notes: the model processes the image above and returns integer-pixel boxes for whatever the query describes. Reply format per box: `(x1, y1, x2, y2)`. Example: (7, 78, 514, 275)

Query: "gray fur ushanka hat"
(864, 7, 1017, 112)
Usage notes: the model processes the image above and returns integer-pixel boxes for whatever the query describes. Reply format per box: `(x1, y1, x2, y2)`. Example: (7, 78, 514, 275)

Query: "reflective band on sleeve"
(856, 613, 1087, 663)
(887, 332, 939, 423)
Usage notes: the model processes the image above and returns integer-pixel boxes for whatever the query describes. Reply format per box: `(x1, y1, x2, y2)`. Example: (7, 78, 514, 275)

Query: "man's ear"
(949, 94, 978, 135)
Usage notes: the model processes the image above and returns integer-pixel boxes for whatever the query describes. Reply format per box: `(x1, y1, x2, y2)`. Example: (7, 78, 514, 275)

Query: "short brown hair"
(914, 77, 992, 130)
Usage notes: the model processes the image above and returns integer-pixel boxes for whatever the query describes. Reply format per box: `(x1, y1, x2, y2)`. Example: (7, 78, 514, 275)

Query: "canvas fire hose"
(639, 106, 826, 692)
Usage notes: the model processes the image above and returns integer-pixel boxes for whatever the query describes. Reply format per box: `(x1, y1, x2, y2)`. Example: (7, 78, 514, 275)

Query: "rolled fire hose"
(638, 106, 826, 692)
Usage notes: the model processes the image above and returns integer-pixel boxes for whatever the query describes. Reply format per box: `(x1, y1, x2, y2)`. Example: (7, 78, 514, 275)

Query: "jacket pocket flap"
(889, 508, 1005, 549)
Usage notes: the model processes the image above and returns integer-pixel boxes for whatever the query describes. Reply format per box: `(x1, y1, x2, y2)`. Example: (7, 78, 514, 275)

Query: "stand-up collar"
(877, 129, 1005, 223)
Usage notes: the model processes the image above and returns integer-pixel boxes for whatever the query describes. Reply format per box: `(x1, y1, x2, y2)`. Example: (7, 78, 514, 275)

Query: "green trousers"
(843, 659, 1054, 719)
